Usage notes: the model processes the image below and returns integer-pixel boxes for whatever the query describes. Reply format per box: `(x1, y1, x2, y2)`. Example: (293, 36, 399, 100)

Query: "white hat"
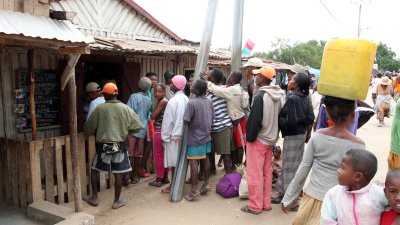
(85, 82, 100, 93)
(289, 63, 306, 74)
(243, 57, 263, 68)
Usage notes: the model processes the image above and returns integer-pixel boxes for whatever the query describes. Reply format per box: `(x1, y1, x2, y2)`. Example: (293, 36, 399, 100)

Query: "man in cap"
(161, 75, 189, 193)
(85, 82, 105, 119)
(242, 57, 264, 106)
(84, 82, 142, 209)
(241, 66, 285, 214)
(287, 64, 306, 82)
(126, 77, 153, 183)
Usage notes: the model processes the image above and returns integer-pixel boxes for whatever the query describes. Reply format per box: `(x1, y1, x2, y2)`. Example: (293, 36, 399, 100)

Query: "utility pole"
(231, 0, 244, 73)
(352, 0, 371, 38)
(170, 0, 219, 202)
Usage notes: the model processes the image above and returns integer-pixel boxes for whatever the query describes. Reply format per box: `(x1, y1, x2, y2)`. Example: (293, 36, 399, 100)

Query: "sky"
(134, 0, 400, 56)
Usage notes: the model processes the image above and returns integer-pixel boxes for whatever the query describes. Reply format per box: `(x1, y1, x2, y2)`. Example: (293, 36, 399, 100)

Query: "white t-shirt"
(370, 78, 380, 94)
(87, 96, 106, 119)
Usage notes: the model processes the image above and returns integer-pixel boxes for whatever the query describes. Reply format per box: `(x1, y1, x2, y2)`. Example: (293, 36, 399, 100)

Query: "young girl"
(148, 84, 170, 187)
(281, 96, 366, 225)
(321, 149, 387, 224)
(381, 168, 400, 224)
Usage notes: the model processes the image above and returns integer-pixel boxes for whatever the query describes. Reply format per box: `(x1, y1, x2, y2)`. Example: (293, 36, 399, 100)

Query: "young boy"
(272, 145, 282, 184)
(381, 168, 400, 224)
(126, 77, 152, 183)
(320, 149, 388, 225)
(183, 79, 215, 201)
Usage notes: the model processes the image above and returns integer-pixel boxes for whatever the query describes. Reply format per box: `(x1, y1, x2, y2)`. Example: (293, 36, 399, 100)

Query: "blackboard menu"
(15, 70, 60, 129)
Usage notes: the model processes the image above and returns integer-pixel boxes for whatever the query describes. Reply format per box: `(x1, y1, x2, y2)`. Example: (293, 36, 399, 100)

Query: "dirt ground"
(67, 94, 392, 225)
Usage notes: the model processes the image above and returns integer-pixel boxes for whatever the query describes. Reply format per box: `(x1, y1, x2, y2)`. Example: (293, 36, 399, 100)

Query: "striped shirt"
(208, 87, 232, 132)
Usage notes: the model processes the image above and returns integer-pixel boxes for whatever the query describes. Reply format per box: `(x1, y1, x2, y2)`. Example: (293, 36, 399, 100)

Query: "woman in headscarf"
(272, 73, 314, 204)
(375, 76, 393, 127)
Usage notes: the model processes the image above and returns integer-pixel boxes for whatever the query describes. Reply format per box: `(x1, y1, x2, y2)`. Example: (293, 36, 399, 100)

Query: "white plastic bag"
(238, 168, 248, 199)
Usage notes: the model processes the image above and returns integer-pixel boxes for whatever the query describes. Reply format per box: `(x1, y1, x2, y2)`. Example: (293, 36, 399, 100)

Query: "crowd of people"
(81, 57, 400, 224)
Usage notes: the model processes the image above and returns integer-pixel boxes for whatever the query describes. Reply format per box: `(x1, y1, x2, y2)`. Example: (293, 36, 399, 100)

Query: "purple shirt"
(183, 96, 214, 146)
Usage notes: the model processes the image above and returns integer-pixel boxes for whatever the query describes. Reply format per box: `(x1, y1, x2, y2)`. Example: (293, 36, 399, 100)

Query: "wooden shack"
(0, 0, 231, 212)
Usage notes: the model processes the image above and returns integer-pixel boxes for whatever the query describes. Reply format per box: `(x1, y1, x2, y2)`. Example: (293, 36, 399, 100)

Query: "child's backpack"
(216, 172, 242, 198)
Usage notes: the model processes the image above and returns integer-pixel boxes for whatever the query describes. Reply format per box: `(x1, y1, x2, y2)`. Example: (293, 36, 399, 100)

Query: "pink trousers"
(153, 128, 169, 178)
(246, 140, 273, 212)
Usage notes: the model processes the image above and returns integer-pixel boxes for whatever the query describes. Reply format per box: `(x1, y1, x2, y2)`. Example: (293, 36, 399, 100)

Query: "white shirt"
(87, 96, 105, 119)
(161, 91, 188, 142)
(370, 78, 380, 94)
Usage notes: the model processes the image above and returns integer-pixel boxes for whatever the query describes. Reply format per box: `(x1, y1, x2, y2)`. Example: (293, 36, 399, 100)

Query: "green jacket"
(84, 100, 142, 143)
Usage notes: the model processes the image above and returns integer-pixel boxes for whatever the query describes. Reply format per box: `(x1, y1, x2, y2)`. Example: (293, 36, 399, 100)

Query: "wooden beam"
(50, 10, 77, 20)
(0, 34, 86, 48)
(28, 49, 37, 140)
(60, 54, 80, 91)
(59, 46, 90, 54)
(68, 70, 82, 212)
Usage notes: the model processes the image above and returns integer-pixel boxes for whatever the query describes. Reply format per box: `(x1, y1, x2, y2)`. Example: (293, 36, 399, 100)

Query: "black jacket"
(279, 91, 314, 137)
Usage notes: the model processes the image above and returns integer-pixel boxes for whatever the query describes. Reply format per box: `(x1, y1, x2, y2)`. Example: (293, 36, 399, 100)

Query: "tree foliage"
(376, 42, 400, 72)
(254, 39, 326, 69)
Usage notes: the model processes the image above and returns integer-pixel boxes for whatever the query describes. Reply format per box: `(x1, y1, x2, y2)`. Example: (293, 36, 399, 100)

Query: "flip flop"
(149, 180, 163, 187)
(263, 207, 272, 211)
(199, 184, 211, 195)
(184, 191, 200, 202)
(240, 205, 261, 215)
(131, 176, 140, 184)
(290, 205, 299, 212)
(160, 187, 171, 194)
(112, 199, 127, 209)
(84, 196, 99, 207)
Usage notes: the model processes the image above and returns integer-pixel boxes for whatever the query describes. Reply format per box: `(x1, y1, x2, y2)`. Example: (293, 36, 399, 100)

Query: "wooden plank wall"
(0, 47, 62, 140)
(0, 134, 103, 210)
(0, 0, 49, 16)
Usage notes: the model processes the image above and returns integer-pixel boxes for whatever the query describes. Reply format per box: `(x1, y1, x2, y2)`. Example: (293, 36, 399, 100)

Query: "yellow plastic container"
(318, 38, 377, 100)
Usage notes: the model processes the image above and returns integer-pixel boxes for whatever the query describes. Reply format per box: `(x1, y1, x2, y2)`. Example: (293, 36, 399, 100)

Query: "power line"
(318, 0, 341, 24)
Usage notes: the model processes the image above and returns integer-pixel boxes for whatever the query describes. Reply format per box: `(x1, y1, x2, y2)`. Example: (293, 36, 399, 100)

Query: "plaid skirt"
(276, 134, 306, 194)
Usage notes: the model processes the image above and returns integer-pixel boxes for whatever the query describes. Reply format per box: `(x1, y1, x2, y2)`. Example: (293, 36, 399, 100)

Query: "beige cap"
(85, 82, 100, 93)
(289, 63, 306, 74)
(243, 57, 264, 68)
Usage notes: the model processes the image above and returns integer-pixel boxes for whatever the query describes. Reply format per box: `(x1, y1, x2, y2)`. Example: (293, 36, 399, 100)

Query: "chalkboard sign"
(15, 70, 60, 129)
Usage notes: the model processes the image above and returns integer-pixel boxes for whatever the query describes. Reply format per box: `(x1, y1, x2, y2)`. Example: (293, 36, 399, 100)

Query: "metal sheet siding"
(0, 9, 91, 44)
(51, 0, 177, 44)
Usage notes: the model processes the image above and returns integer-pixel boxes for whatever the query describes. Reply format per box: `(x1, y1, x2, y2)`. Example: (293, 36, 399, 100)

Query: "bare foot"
(84, 196, 99, 207)
(112, 199, 127, 209)
(160, 187, 171, 194)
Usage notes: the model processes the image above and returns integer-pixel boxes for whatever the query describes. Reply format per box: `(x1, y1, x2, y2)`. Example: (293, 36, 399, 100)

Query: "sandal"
(199, 184, 211, 195)
(290, 205, 299, 211)
(263, 207, 272, 211)
(138, 169, 151, 178)
(240, 205, 261, 215)
(271, 195, 283, 204)
(184, 191, 200, 201)
(149, 180, 163, 187)
(131, 175, 140, 184)
(112, 199, 127, 209)
(160, 187, 171, 194)
(161, 177, 170, 184)
(84, 196, 99, 207)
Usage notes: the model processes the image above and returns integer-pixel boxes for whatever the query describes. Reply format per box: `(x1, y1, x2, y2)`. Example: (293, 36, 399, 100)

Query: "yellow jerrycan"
(318, 38, 377, 100)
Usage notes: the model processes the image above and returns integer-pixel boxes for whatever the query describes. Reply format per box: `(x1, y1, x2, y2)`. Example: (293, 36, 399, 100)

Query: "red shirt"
(381, 209, 399, 225)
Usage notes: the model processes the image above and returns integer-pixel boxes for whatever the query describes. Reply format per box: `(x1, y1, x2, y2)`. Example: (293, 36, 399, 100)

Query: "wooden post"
(170, 0, 219, 202)
(67, 55, 83, 212)
(231, 0, 244, 73)
(28, 49, 37, 140)
(192, 0, 219, 81)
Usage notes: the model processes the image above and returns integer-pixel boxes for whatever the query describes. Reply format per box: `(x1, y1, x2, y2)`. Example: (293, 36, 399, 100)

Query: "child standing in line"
(183, 79, 215, 201)
(381, 168, 400, 224)
(126, 77, 152, 183)
(320, 149, 388, 225)
(148, 84, 170, 187)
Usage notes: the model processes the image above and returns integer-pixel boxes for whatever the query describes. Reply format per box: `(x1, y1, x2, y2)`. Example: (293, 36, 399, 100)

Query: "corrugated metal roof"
(92, 37, 231, 59)
(208, 58, 292, 70)
(0, 10, 92, 45)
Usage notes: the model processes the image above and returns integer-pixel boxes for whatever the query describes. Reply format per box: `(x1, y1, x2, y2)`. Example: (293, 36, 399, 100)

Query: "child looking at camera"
(320, 149, 387, 225)
(381, 168, 400, 224)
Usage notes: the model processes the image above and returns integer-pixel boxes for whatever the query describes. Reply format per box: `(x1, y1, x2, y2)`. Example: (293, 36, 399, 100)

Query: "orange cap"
(252, 66, 276, 79)
(102, 83, 118, 95)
